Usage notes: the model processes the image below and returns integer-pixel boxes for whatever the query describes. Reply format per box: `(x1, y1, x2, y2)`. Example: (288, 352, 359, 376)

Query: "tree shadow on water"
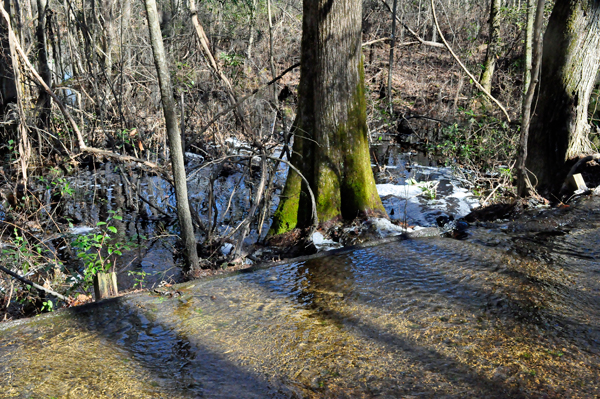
(0, 296, 294, 399)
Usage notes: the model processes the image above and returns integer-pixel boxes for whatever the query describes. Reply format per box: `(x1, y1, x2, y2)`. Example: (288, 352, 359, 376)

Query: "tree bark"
(526, 0, 600, 194)
(522, 0, 535, 103)
(143, 0, 199, 272)
(387, 0, 398, 113)
(36, 0, 52, 128)
(480, 0, 501, 96)
(269, 0, 387, 235)
(0, 0, 16, 113)
(516, 0, 545, 197)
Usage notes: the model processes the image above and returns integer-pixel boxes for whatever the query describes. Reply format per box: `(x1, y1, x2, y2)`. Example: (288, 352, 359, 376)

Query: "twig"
(0, 264, 67, 301)
(430, 0, 511, 122)
(118, 170, 172, 219)
(190, 62, 300, 143)
(380, 0, 445, 48)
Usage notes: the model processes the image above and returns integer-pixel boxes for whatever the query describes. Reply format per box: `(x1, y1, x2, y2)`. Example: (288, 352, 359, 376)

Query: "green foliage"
(70, 210, 137, 291)
(2, 228, 43, 276)
(1, 228, 65, 313)
(428, 111, 517, 173)
(39, 176, 75, 197)
(41, 300, 54, 312)
(218, 52, 245, 68)
(127, 270, 150, 289)
(407, 178, 438, 200)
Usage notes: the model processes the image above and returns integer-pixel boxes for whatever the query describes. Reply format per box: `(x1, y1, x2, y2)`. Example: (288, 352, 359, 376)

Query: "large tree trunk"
(143, 0, 199, 273)
(526, 0, 600, 195)
(269, 0, 386, 235)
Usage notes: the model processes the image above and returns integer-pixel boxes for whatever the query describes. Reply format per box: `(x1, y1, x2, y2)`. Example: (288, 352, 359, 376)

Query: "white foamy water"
(376, 164, 480, 228)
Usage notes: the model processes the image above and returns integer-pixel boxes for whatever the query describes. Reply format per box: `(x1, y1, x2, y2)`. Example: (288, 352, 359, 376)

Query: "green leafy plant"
(41, 300, 54, 312)
(428, 111, 517, 173)
(407, 178, 438, 200)
(218, 52, 244, 68)
(70, 210, 135, 291)
(2, 228, 42, 276)
(127, 270, 149, 289)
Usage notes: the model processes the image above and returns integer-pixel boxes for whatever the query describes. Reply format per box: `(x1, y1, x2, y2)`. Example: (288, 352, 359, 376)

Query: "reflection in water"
(1, 198, 600, 398)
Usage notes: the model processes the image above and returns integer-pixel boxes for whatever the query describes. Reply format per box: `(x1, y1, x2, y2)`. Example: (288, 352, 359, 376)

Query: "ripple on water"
(1, 208, 600, 397)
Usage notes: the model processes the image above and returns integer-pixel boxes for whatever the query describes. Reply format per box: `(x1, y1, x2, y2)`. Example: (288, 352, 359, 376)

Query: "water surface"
(1, 198, 599, 398)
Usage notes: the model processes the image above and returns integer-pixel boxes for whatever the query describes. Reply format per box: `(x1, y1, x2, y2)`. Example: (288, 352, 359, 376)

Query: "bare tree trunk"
(516, 0, 545, 197)
(143, 0, 199, 273)
(246, 0, 257, 62)
(267, 0, 277, 102)
(525, 0, 600, 195)
(2, 0, 30, 185)
(480, 0, 501, 96)
(0, 0, 16, 112)
(36, 0, 52, 128)
(387, 0, 398, 114)
(522, 0, 535, 103)
(269, 0, 387, 235)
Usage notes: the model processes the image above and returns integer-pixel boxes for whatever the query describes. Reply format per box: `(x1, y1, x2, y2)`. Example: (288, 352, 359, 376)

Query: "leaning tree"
(526, 0, 600, 194)
(269, 0, 387, 235)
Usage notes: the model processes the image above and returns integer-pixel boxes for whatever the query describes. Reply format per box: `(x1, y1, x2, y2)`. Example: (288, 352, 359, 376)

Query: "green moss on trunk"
(268, 0, 387, 237)
(339, 58, 386, 219)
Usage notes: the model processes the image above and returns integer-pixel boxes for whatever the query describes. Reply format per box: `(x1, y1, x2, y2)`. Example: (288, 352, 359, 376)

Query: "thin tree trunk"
(267, 0, 277, 103)
(522, 0, 535, 105)
(36, 0, 52, 128)
(388, 0, 398, 114)
(246, 0, 257, 62)
(480, 0, 501, 96)
(516, 0, 545, 197)
(143, 0, 199, 273)
(0, 0, 17, 112)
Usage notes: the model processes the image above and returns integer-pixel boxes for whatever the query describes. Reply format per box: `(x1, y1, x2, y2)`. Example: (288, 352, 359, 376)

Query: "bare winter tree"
(480, 0, 501, 96)
(143, 0, 199, 273)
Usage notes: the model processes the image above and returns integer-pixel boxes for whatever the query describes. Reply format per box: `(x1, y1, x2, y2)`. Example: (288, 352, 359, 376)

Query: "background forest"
(0, 0, 599, 317)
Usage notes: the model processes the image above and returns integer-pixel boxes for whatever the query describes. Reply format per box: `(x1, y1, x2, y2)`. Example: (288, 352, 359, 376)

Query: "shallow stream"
(1, 197, 599, 398)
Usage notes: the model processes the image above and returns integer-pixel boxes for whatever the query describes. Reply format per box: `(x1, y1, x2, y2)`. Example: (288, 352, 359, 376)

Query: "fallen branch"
(362, 37, 420, 47)
(431, 0, 511, 122)
(0, 264, 67, 301)
(380, 0, 445, 49)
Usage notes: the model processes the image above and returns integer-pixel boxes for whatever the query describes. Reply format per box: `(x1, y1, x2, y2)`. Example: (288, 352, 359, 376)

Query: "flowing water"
(1, 197, 599, 398)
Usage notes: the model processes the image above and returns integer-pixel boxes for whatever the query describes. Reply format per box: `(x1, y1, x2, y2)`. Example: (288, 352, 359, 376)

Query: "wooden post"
(94, 272, 118, 301)
(567, 173, 587, 191)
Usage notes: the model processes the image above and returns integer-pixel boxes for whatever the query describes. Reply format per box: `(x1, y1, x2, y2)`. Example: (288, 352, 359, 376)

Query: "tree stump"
(93, 272, 118, 301)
